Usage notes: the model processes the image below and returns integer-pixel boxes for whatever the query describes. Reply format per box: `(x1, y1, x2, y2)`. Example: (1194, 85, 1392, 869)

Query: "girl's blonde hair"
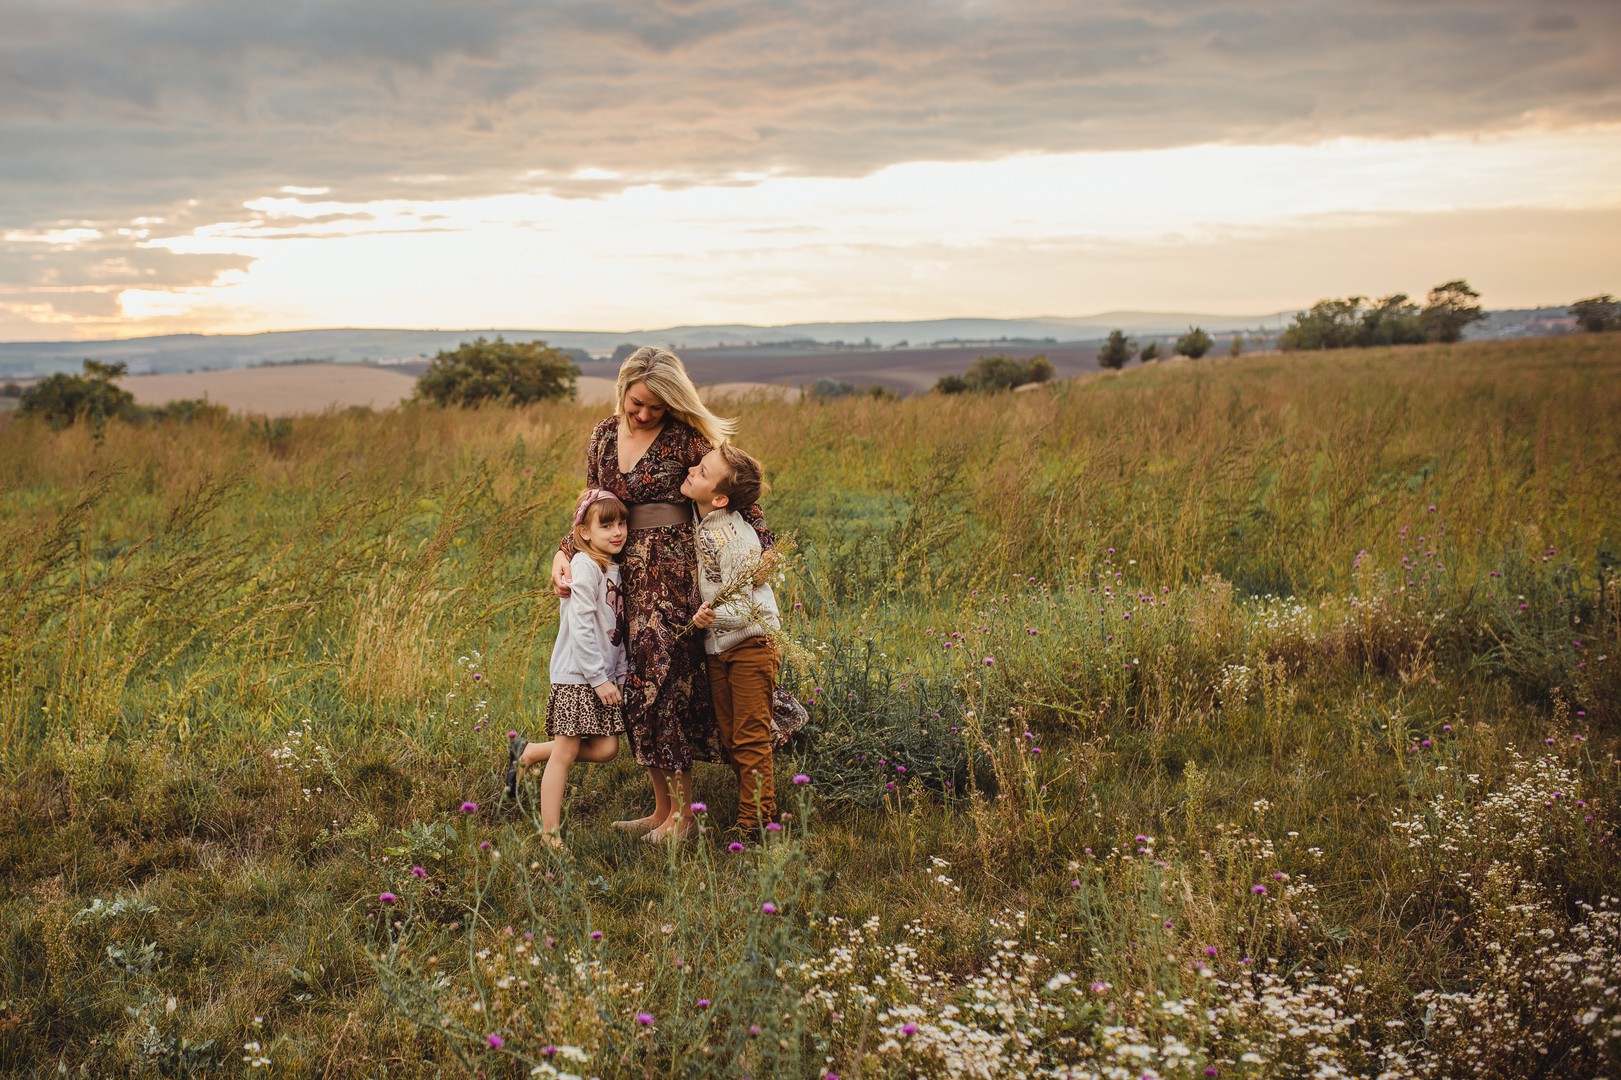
(571, 490, 629, 571)
(615, 347, 737, 446)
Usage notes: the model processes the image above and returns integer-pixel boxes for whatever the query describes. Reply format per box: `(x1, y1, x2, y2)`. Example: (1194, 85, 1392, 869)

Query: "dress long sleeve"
(559, 420, 612, 558)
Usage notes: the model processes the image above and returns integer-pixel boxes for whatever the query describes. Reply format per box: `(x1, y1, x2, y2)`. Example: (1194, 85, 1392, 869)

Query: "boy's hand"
(692, 603, 716, 629)
(594, 680, 622, 706)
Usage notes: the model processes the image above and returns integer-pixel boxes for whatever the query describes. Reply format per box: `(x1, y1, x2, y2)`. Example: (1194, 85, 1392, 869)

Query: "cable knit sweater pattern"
(695, 508, 781, 655)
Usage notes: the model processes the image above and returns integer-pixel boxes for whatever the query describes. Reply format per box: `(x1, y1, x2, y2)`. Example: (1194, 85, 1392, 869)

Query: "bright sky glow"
(110, 126, 1621, 333)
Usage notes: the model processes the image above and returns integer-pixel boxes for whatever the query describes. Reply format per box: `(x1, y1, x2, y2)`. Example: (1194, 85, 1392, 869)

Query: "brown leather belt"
(628, 501, 690, 530)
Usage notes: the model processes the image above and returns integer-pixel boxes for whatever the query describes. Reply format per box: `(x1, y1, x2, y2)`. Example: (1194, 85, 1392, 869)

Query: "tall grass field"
(2, 337, 1618, 1077)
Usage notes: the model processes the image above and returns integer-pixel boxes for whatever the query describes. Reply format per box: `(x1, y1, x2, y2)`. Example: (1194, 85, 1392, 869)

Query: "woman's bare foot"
(643, 816, 696, 844)
(540, 830, 566, 851)
(611, 814, 662, 834)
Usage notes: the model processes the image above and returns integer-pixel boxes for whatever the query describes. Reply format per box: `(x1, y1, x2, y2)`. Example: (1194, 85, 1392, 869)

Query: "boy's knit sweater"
(695, 507, 781, 655)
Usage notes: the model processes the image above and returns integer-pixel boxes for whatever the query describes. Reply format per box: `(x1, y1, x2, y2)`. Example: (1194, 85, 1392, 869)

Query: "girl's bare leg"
(519, 739, 554, 779)
(538, 736, 581, 841)
(575, 734, 619, 763)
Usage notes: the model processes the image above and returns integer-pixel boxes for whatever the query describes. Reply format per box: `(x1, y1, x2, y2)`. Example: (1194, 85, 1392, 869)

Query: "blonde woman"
(550, 347, 771, 842)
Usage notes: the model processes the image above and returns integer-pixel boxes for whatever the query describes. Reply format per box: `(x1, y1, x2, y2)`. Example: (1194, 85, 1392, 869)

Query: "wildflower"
(636, 1012, 654, 1026)
(411, 866, 426, 878)
(1442, 724, 1452, 732)
(766, 821, 783, 832)
(480, 840, 491, 851)
(729, 842, 746, 853)
(1205, 946, 1218, 956)
(792, 774, 810, 785)
(762, 902, 779, 914)
(1252, 885, 1268, 895)
(896, 765, 906, 774)
(901, 1023, 918, 1035)
(461, 801, 478, 814)
(379, 892, 397, 905)
(983, 656, 995, 666)
(749, 1025, 762, 1036)
(1090, 981, 1110, 993)
(690, 802, 707, 814)
(697, 999, 711, 1009)
(590, 930, 603, 941)
(473, 673, 483, 681)
(486, 1033, 504, 1049)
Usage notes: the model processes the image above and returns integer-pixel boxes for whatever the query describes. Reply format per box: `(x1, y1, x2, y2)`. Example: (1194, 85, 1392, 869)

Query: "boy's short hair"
(714, 444, 769, 509)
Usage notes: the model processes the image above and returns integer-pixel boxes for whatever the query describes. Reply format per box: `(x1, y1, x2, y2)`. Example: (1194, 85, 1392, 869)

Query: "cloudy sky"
(4, 0, 1620, 341)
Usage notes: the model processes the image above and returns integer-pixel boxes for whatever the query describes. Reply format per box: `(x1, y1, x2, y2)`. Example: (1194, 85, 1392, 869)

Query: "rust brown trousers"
(706, 636, 781, 830)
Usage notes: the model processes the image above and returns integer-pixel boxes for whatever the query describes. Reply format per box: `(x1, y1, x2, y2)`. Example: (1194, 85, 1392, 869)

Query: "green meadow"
(2, 337, 1618, 1077)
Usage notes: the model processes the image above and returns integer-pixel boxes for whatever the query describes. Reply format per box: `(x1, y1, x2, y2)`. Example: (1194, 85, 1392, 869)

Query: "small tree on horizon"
(1571, 295, 1619, 333)
(1139, 341, 1160, 363)
(1228, 335, 1243, 357)
(1175, 326, 1213, 359)
(18, 359, 136, 432)
(414, 337, 578, 407)
(1420, 279, 1485, 343)
(1097, 330, 1133, 370)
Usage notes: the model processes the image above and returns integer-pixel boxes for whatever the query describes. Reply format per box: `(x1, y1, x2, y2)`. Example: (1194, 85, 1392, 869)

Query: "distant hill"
(0, 308, 1572, 378)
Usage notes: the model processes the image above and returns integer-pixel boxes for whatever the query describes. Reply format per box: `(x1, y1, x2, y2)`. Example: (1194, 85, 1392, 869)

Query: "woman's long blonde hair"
(615, 347, 736, 445)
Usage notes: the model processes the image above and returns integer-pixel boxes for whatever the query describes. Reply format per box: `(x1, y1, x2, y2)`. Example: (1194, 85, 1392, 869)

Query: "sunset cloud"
(3, 1, 1619, 338)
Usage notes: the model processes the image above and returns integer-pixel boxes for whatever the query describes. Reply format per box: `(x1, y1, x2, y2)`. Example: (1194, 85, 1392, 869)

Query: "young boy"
(681, 444, 782, 836)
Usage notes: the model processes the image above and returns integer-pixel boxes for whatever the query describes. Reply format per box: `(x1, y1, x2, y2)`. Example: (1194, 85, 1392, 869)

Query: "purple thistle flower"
(901, 1023, 918, 1035)
(411, 866, 426, 878)
(460, 801, 478, 814)
(590, 930, 603, 940)
(486, 1033, 503, 1048)
(748, 1025, 762, 1036)
(762, 902, 778, 914)
(1090, 981, 1109, 993)
(1252, 884, 1267, 895)
(983, 656, 995, 666)
(379, 892, 397, 905)
(690, 802, 707, 814)
(697, 998, 711, 1009)
(766, 821, 782, 832)
(636, 1012, 654, 1026)
(729, 842, 746, 853)
(1205, 946, 1218, 956)
(792, 774, 810, 784)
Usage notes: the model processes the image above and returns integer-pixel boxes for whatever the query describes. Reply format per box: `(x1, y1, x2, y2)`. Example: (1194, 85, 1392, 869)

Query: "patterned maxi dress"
(560, 416, 772, 773)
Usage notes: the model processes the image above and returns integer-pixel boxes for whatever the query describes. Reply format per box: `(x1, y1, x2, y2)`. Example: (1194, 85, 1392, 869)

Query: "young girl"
(506, 488, 629, 845)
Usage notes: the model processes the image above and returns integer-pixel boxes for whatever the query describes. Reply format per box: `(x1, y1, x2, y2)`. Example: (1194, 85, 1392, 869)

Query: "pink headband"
(573, 488, 618, 526)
